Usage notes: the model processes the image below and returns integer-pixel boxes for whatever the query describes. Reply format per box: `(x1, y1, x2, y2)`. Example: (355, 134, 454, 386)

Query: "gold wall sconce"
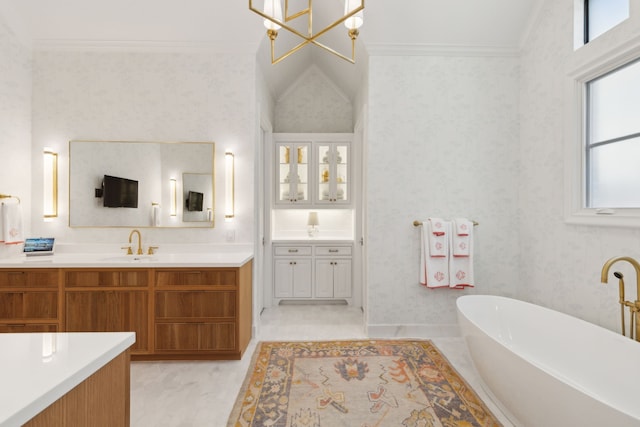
(170, 178, 177, 217)
(43, 149, 58, 218)
(225, 152, 235, 221)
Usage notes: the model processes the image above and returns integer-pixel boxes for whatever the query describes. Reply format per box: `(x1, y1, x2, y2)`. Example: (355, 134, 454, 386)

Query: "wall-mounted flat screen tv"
(186, 191, 204, 212)
(103, 175, 138, 208)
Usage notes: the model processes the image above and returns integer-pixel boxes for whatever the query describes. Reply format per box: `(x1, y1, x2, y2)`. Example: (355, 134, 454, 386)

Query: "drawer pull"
(185, 271, 203, 275)
(328, 249, 339, 253)
(288, 249, 299, 253)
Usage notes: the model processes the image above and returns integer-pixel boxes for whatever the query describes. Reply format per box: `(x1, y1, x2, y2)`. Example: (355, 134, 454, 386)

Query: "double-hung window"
(585, 58, 640, 209)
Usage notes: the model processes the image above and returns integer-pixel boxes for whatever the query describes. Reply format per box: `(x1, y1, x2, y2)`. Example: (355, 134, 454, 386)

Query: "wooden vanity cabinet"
(152, 261, 252, 360)
(0, 269, 61, 332)
(64, 269, 151, 354)
(0, 261, 252, 360)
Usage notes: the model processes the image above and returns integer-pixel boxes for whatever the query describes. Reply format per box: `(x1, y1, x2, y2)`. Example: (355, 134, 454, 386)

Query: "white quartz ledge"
(0, 252, 253, 268)
(0, 332, 135, 427)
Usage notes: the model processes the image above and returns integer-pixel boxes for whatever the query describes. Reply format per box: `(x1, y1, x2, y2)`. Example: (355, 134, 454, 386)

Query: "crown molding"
(32, 39, 259, 54)
(366, 43, 520, 57)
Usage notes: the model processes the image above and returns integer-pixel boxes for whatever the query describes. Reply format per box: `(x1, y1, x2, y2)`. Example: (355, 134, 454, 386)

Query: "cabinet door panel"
(65, 291, 148, 351)
(155, 323, 236, 351)
(292, 260, 312, 297)
(155, 291, 236, 318)
(334, 260, 352, 298)
(0, 292, 58, 320)
(274, 260, 294, 298)
(315, 260, 334, 298)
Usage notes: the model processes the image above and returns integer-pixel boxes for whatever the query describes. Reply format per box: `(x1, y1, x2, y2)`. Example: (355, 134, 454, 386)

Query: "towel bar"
(413, 219, 478, 227)
(0, 194, 20, 203)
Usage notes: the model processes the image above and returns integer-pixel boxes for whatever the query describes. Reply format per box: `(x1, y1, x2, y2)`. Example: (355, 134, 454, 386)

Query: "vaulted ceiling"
(0, 0, 541, 101)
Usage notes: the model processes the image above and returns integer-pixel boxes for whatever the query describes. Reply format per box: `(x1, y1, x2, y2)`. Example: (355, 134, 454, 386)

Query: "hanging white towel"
(449, 218, 474, 289)
(2, 202, 23, 244)
(427, 217, 447, 257)
(419, 219, 450, 288)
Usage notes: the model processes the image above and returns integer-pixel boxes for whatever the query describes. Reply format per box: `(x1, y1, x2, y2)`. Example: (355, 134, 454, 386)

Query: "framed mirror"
(69, 140, 215, 228)
(182, 173, 213, 223)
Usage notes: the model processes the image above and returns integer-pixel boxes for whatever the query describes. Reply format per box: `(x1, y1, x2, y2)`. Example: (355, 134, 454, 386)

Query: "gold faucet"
(601, 256, 640, 341)
(128, 229, 143, 255)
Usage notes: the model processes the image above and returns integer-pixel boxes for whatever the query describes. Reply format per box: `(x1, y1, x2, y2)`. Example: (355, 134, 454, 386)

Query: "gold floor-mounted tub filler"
(601, 256, 640, 341)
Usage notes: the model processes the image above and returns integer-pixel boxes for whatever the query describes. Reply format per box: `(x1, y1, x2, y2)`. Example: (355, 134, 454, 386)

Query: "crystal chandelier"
(249, 0, 364, 64)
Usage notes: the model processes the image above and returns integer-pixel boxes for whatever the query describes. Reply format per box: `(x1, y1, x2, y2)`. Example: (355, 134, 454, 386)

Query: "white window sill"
(565, 209, 640, 228)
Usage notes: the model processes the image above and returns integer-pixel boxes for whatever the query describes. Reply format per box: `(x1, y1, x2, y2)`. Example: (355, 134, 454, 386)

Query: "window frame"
(584, 58, 640, 208)
(583, 0, 630, 45)
(565, 45, 640, 227)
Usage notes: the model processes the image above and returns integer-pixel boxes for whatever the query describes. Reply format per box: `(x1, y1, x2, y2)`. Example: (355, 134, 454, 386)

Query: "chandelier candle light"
(249, 0, 364, 64)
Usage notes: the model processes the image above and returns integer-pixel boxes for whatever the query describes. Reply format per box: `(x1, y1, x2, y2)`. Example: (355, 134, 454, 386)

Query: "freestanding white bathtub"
(457, 295, 640, 427)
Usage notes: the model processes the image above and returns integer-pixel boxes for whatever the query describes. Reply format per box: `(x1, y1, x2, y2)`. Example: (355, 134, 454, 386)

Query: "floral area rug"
(227, 340, 501, 427)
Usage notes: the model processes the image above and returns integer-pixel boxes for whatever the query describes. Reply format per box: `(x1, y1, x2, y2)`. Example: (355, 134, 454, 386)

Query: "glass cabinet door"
(317, 143, 349, 204)
(276, 143, 309, 204)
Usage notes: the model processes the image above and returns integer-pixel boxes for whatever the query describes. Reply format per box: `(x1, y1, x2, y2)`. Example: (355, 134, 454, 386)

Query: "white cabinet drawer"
(315, 246, 352, 256)
(274, 246, 313, 256)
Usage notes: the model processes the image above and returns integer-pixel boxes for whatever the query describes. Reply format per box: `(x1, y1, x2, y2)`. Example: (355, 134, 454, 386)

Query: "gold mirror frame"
(69, 140, 215, 228)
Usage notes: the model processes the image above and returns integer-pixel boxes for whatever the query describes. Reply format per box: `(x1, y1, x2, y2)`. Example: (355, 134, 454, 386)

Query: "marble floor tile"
(130, 305, 513, 426)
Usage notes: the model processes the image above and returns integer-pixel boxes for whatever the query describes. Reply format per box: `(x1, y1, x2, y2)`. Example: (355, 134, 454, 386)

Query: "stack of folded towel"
(420, 217, 474, 289)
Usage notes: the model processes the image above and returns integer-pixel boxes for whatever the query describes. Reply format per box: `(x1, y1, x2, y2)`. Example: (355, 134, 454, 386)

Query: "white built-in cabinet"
(275, 134, 351, 206)
(273, 243, 353, 304)
(269, 133, 357, 306)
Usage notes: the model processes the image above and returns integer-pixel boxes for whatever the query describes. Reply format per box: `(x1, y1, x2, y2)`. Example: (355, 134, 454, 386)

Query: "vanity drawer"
(0, 269, 59, 288)
(155, 322, 236, 351)
(0, 291, 58, 320)
(274, 246, 313, 256)
(155, 291, 236, 319)
(315, 246, 352, 256)
(0, 323, 58, 333)
(64, 269, 149, 288)
(155, 269, 237, 287)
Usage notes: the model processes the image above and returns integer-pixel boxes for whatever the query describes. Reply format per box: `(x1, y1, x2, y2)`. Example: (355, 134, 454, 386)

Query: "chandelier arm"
(308, 40, 356, 64)
(250, 2, 363, 42)
(271, 39, 314, 65)
(283, 0, 311, 23)
(304, 5, 364, 41)
(250, 0, 363, 64)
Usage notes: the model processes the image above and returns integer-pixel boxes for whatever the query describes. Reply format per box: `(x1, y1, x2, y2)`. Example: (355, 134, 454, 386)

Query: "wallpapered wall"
(365, 55, 521, 334)
(275, 65, 353, 133)
(0, 20, 31, 258)
(30, 50, 256, 245)
(518, 1, 640, 332)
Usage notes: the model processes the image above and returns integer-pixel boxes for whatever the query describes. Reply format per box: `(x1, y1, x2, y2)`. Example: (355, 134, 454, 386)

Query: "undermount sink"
(100, 255, 159, 263)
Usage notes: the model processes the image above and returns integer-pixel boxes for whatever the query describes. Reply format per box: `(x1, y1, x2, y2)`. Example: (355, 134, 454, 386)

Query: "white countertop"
(0, 252, 254, 268)
(0, 332, 135, 427)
